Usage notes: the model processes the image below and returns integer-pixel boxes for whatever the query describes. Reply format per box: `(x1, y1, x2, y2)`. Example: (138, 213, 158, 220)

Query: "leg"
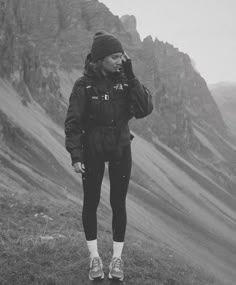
(82, 155, 105, 281)
(82, 157, 105, 241)
(108, 145, 131, 281)
(108, 144, 132, 242)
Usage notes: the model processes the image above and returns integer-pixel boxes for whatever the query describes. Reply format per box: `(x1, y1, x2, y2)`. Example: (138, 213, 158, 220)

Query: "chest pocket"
(86, 82, 129, 126)
(111, 83, 129, 121)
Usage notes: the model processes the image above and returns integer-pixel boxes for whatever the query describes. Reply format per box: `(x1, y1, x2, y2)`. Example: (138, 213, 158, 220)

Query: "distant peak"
(120, 14, 141, 45)
(143, 35, 154, 42)
(120, 15, 137, 29)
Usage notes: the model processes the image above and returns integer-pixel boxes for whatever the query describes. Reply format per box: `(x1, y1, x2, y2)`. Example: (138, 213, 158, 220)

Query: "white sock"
(87, 239, 99, 262)
(112, 241, 124, 258)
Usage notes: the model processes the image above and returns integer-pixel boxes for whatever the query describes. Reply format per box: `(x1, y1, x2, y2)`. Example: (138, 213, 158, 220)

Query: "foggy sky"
(100, 0, 236, 84)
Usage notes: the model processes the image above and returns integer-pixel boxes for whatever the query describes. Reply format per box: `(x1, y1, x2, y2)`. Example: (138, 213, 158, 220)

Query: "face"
(101, 52, 123, 74)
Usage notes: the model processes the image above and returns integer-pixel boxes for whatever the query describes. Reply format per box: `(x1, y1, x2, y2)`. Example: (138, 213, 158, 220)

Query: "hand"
(122, 52, 135, 80)
(73, 162, 86, 174)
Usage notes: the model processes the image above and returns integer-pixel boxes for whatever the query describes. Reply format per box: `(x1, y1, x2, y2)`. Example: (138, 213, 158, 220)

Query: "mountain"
(210, 82, 236, 135)
(210, 82, 236, 150)
(1, 0, 236, 284)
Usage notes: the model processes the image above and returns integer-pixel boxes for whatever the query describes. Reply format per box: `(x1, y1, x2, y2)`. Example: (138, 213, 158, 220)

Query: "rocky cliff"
(0, 0, 235, 192)
(0, 0, 226, 131)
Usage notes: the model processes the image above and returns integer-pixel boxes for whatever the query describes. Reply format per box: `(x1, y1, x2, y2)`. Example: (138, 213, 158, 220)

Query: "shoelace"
(112, 258, 123, 271)
(91, 257, 102, 271)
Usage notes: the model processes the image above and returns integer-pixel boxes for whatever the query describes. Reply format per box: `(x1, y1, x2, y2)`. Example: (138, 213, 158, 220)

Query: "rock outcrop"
(120, 15, 141, 45)
(1, 0, 234, 191)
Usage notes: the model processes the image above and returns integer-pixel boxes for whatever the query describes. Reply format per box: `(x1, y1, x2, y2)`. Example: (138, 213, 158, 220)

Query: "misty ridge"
(0, 0, 236, 284)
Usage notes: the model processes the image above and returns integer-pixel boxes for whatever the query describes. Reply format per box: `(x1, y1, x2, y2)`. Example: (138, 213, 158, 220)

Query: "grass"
(0, 191, 218, 285)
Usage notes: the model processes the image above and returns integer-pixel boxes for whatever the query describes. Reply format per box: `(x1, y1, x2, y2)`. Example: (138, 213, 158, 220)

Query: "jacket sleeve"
(128, 78, 153, 119)
(64, 78, 88, 165)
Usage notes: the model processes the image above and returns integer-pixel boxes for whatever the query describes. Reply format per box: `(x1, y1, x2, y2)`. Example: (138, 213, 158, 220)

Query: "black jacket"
(64, 57, 153, 164)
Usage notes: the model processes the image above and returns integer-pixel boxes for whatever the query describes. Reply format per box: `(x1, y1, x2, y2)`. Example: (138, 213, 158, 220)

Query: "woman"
(64, 31, 153, 281)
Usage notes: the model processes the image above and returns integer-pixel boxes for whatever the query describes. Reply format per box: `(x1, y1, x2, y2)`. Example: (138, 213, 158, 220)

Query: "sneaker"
(89, 256, 104, 281)
(108, 257, 124, 281)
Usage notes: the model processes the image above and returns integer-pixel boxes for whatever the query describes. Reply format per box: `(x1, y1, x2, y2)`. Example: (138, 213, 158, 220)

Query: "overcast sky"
(100, 0, 236, 84)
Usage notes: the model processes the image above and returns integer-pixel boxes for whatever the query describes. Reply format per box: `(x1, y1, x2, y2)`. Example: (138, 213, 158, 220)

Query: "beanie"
(91, 31, 124, 62)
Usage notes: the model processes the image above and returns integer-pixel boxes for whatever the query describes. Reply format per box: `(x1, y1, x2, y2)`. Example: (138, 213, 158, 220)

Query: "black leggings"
(82, 144, 132, 242)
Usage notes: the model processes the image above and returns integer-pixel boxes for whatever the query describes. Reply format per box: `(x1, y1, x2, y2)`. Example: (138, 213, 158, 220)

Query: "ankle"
(112, 241, 124, 259)
(90, 253, 100, 259)
(87, 239, 99, 262)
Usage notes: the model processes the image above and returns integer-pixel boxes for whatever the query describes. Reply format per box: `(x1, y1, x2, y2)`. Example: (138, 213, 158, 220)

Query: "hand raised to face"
(121, 52, 135, 80)
(121, 51, 130, 62)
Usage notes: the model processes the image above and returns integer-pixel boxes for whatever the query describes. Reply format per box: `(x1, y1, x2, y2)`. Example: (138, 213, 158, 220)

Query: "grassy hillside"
(0, 190, 217, 285)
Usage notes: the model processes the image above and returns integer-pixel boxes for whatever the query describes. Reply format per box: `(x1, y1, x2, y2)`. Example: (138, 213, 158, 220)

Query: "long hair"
(83, 53, 104, 79)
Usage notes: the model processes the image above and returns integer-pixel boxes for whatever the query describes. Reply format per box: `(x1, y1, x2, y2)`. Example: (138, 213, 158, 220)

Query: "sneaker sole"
(89, 271, 105, 281)
(108, 272, 124, 281)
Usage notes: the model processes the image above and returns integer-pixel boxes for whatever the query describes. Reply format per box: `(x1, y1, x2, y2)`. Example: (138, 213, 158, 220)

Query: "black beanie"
(91, 31, 124, 62)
